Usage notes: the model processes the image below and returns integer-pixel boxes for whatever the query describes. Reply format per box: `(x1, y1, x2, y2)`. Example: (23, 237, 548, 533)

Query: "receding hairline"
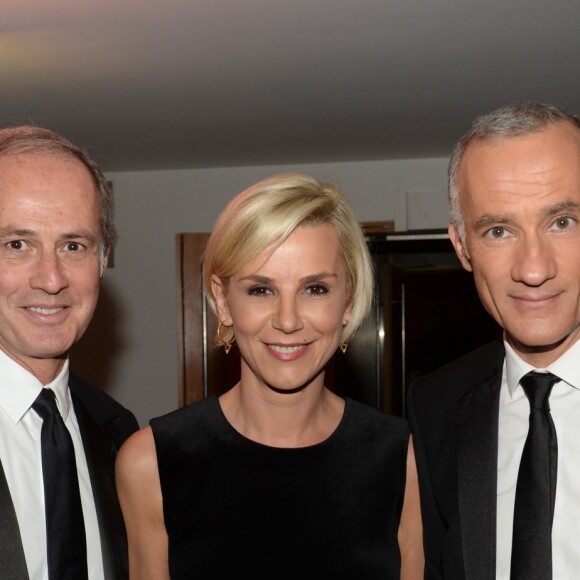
(458, 118, 580, 173)
(0, 148, 101, 192)
(0, 146, 91, 163)
(466, 116, 578, 147)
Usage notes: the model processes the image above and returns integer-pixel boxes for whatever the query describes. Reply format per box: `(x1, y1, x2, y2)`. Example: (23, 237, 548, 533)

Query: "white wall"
(78, 157, 449, 426)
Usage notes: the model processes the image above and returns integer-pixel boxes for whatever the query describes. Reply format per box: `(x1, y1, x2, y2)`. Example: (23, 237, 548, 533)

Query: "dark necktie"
(33, 389, 89, 580)
(510, 371, 559, 580)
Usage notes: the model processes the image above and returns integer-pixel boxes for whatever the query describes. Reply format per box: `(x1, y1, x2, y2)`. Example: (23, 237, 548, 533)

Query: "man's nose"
(511, 234, 557, 287)
(29, 251, 69, 294)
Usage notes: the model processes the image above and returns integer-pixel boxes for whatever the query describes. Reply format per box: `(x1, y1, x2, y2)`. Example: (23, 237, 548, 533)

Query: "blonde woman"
(116, 173, 423, 579)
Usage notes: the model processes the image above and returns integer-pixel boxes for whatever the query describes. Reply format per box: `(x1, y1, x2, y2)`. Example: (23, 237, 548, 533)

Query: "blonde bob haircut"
(203, 173, 374, 346)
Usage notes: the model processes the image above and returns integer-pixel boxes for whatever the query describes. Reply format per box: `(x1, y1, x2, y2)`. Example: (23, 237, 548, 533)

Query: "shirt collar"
(0, 350, 70, 423)
(504, 337, 580, 397)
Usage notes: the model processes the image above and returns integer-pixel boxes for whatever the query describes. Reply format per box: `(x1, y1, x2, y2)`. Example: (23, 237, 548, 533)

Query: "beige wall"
(72, 157, 449, 426)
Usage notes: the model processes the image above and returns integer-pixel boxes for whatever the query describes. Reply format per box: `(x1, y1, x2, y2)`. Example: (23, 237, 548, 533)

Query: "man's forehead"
(0, 151, 99, 198)
(0, 153, 101, 223)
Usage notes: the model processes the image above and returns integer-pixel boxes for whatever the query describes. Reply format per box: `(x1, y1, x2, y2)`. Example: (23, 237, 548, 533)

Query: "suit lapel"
(457, 367, 502, 580)
(0, 460, 29, 580)
(72, 393, 129, 580)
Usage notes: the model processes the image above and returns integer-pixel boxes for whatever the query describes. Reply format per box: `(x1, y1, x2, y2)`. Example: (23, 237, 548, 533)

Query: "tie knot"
(520, 371, 559, 411)
(32, 389, 60, 419)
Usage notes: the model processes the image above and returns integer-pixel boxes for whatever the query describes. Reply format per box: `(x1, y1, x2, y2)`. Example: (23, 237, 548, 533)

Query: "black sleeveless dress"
(150, 396, 409, 579)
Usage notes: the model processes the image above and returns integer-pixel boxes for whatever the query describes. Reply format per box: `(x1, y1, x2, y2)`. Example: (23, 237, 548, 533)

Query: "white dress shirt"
(0, 350, 105, 580)
(497, 338, 580, 579)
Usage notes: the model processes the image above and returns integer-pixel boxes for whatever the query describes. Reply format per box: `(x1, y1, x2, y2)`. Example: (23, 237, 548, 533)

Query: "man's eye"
(485, 227, 508, 240)
(552, 216, 575, 231)
(7, 240, 25, 250)
(66, 242, 83, 252)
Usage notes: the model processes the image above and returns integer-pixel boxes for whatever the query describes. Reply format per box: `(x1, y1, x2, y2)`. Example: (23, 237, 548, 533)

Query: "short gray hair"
(0, 126, 117, 256)
(448, 102, 580, 242)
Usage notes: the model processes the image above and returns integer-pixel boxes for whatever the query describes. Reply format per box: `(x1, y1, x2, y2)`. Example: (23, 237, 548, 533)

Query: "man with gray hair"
(0, 126, 138, 579)
(408, 103, 580, 579)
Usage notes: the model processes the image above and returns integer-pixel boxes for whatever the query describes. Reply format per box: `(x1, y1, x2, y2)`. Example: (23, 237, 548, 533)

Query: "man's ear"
(448, 223, 473, 272)
(99, 251, 109, 279)
(211, 274, 233, 325)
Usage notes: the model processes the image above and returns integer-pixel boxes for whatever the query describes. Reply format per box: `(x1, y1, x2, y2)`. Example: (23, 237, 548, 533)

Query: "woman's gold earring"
(217, 322, 235, 354)
(339, 343, 348, 354)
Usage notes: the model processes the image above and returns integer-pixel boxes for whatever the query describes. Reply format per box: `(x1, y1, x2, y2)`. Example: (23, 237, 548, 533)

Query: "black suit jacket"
(407, 339, 505, 580)
(0, 372, 139, 580)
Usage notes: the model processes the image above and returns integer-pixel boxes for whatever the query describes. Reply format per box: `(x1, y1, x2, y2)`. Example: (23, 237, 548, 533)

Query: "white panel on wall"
(395, 190, 449, 231)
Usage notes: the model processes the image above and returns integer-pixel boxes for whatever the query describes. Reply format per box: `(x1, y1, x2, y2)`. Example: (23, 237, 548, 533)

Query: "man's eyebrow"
(0, 228, 99, 242)
(543, 200, 580, 216)
(473, 214, 514, 231)
(0, 228, 36, 238)
(59, 230, 99, 240)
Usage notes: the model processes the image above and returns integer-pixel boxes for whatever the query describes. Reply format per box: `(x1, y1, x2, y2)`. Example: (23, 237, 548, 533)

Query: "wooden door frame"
(176, 233, 209, 406)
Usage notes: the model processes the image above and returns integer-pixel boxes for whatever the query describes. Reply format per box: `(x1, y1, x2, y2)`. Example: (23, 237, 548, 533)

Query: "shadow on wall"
(70, 284, 127, 393)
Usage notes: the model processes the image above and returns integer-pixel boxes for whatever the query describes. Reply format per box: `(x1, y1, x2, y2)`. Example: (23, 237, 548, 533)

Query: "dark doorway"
(329, 232, 501, 416)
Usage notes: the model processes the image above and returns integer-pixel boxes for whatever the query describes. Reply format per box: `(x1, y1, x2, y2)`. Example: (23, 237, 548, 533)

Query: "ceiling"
(2, 0, 579, 171)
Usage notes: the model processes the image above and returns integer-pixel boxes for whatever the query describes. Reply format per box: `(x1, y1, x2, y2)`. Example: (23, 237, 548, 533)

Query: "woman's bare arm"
(398, 436, 424, 579)
(116, 426, 169, 580)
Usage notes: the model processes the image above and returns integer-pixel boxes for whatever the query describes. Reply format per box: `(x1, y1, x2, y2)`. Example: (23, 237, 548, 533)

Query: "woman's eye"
(306, 284, 329, 295)
(247, 286, 272, 297)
